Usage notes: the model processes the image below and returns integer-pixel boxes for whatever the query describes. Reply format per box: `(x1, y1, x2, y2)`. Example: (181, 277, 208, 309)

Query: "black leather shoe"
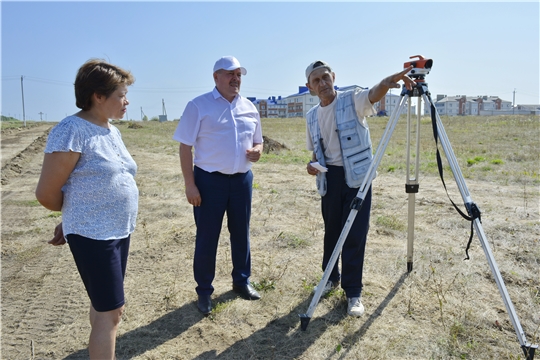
(232, 283, 261, 300)
(197, 295, 212, 315)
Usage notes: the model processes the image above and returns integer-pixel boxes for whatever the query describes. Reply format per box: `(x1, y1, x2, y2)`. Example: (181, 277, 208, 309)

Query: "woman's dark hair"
(74, 59, 135, 110)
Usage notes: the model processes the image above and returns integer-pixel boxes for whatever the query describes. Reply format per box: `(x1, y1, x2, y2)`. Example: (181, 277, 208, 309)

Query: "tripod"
(299, 60, 537, 359)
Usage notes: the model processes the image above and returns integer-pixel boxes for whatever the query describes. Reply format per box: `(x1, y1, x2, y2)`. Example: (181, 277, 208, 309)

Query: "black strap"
(427, 95, 481, 260)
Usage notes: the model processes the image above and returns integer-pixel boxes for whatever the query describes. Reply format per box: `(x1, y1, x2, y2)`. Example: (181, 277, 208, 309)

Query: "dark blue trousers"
(321, 165, 371, 299)
(193, 166, 253, 295)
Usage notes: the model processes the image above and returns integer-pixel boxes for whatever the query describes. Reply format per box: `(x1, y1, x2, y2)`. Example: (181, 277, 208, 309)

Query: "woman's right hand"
(48, 223, 66, 246)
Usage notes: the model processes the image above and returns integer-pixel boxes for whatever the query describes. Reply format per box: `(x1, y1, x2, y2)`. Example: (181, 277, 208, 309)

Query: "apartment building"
(429, 95, 513, 116)
(249, 86, 538, 118)
(249, 96, 287, 118)
(283, 86, 320, 118)
(252, 85, 368, 118)
(375, 91, 414, 116)
(250, 88, 498, 119)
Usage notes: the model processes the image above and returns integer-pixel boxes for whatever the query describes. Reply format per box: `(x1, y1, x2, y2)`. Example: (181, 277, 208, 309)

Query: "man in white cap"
(173, 56, 263, 315)
(305, 60, 415, 317)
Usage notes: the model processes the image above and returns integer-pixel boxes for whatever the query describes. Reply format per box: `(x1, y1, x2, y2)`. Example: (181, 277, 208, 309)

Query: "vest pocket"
(337, 120, 360, 149)
(346, 146, 372, 178)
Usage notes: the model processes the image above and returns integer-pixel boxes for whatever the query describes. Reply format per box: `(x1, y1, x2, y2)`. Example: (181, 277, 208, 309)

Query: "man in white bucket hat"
(173, 56, 263, 315)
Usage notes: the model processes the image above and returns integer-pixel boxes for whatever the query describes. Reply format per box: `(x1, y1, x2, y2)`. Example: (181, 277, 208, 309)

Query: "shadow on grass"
(192, 295, 338, 360)
(63, 274, 405, 359)
(192, 275, 407, 360)
(336, 272, 408, 359)
(63, 291, 238, 359)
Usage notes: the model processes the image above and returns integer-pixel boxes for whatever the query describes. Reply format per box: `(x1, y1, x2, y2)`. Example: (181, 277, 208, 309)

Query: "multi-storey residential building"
(252, 86, 367, 119)
(429, 95, 513, 116)
(282, 86, 319, 118)
(249, 96, 287, 118)
(375, 91, 414, 116)
(515, 104, 540, 114)
(255, 85, 376, 118)
(249, 89, 532, 119)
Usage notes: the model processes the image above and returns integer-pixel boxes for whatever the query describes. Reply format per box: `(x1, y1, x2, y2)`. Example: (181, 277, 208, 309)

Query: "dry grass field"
(1, 115, 539, 359)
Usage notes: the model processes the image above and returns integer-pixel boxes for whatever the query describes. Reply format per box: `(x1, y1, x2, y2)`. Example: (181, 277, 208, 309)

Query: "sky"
(1, 1, 539, 122)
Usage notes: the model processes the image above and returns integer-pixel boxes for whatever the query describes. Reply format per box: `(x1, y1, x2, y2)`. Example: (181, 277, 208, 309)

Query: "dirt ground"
(1, 123, 539, 359)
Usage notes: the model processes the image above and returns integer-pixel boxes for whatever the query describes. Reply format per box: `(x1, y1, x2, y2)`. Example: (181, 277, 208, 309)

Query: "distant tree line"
(1, 115, 20, 122)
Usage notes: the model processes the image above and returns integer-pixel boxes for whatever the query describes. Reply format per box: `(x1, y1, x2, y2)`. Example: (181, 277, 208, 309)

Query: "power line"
(130, 87, 209, 94)
(5, 76, 292, 95)
(24, 76, 72, 86)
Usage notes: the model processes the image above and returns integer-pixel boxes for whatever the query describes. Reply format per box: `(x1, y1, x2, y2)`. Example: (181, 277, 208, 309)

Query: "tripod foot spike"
(407, 262, 413, 273)
(299, 314, 311, 331)
(522, 344, 538, 360)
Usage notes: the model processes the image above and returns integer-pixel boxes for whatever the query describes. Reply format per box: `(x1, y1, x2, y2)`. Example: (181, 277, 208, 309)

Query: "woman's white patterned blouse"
(44, 116, 138, 240)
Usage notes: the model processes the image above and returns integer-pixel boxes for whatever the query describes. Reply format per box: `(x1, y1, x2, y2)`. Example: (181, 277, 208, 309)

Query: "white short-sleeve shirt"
(173, 87, 263, 174)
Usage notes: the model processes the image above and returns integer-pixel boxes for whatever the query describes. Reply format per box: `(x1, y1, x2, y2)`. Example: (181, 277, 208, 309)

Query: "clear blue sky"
(1, 1, 539, 121)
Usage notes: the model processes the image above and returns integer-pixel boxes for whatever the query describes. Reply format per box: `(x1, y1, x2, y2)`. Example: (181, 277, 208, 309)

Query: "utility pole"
(512, 88, 516, 114)
(21, 76, 26, 127)
(38, 112, 44, 121)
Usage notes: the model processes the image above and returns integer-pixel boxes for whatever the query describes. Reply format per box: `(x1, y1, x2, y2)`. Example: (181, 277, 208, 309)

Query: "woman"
(35, 59, 138, 359)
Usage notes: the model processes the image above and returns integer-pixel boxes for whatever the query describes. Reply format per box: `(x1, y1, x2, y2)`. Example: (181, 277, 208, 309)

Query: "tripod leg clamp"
(465, 202, 482, 221)
(405, 184, 419, 193)
(350, 197, 364, 210)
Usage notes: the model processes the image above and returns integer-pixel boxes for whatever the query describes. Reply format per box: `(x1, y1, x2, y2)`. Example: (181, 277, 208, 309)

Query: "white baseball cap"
(305, 60, 332, 82)
(213, 56, 247, 75)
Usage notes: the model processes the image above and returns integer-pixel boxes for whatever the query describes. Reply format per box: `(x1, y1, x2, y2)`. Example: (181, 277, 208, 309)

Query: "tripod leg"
(423, 94, 538, 356)
(405, 97, 421, 273)
(300, 94, 411, 330)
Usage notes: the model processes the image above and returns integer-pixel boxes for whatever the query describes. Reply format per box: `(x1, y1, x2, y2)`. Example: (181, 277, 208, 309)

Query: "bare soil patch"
(1, 119, 539, 359)
(263, 135, 288, 154)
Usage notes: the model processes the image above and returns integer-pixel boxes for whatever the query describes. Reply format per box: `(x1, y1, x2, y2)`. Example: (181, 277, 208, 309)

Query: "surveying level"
(404, 54, 432, 78)
(299, 55, 537, 360)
